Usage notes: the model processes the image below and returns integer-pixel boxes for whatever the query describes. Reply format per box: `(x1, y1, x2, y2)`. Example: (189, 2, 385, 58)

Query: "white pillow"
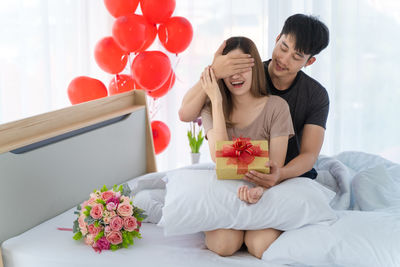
(352, 164, 400, 211)
(132, 189, 165, 223)
(158, 169, 337, 236)
(127, 172, 166, 195)
(263, 210, 400, 267)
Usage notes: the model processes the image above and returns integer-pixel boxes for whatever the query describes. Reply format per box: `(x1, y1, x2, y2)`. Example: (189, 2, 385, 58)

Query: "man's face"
(270, 34, 313, 79)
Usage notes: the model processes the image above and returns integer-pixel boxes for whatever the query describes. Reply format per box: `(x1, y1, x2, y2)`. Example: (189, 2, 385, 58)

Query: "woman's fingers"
(238, 185, 247, 201)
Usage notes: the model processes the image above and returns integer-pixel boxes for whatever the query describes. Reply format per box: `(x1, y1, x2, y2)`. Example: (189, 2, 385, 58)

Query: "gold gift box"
(215, 139, 269, 180)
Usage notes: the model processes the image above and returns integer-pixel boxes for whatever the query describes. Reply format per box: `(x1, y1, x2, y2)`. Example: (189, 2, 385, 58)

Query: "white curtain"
(1, 0, 399, 171)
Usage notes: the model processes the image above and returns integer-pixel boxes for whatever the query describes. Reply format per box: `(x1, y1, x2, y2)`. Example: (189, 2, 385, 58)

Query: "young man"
(179, 13, 330, 188)
(179, 14, 330, 258)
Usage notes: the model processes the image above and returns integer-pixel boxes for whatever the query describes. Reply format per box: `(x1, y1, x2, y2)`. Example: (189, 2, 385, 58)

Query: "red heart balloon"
(109, 74, 137, 95)
(151, 120, 171, 154)
(94, 36, 128, 74)
(140, 0, 175, 24)
(131, 51, 172, 91)
(147, 71, 176, 98)
(112, 14, 157, 53)
(67, 76, 108, 105)
(158, 16, 193, 54)
(103, 0, 139, 18)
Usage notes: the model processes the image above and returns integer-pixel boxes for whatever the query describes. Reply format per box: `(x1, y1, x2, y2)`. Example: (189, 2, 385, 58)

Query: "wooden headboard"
(0, 90, 156, 252)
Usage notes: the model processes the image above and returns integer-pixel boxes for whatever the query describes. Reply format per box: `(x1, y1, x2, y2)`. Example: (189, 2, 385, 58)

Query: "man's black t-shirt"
(263, 60, 330, 179)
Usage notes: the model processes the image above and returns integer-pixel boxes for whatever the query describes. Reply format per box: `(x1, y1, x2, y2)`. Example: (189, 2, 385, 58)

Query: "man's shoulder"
(298, 71, 329, 98)
(298, 70, 326, 91)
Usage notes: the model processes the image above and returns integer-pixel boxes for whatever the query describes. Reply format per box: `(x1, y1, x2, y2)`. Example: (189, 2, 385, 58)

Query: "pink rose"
(78, 215, 88, 235)
(106, 202, 117, 211)
(88, 224, 102, 236)
(87, 197, 97, 207)
(106, 231, 123, 245)
(110, 216, 123, 231)
(120, 196, 131, 204)
(105, 226, 111, 233)
(101, 191, 115, 201)
(123, 216, 138, 232)
(103, 210, 116, 224)
(117, 203, 133, 217)
(81, 201, 88, 210)
(85, 234, 95, 245)
(90, 204, 104, 219)
(94, 236, 110, 251)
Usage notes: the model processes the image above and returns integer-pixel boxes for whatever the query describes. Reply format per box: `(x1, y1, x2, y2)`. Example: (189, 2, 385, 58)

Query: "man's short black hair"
(280, 14, 329, 57)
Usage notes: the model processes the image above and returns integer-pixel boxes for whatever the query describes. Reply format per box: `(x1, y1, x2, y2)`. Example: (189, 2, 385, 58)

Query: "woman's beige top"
(201, 95, 294, 141)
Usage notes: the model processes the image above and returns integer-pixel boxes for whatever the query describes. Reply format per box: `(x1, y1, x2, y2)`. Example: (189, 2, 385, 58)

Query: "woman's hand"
(200, 66, 222, 104)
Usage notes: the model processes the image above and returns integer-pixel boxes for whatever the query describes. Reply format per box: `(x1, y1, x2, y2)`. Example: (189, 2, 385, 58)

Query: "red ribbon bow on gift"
(215, 137, 268, 174)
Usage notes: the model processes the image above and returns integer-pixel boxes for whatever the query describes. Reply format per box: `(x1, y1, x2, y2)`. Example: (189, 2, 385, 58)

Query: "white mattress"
(1, 207, 282, 267)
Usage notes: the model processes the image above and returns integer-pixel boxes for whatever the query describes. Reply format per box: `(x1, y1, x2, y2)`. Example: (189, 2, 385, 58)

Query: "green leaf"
(110, 244, 119, 251)
(94, 231, 104, 242)
(121, 183, 132, 197)
(133, 206, 147, 220)
(73, 231, 83, 240)
(72, 219, 80, 233)
(96, 199, 106, 205)
(101, 185, 108, 192)
(84, 216, 96, 225)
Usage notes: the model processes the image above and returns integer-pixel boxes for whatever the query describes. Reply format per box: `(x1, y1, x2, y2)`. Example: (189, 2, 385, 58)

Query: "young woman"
(200, 36, 294, 258)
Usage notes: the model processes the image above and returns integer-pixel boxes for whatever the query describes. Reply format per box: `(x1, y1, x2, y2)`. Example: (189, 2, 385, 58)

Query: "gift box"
(215, 138, 269, 180)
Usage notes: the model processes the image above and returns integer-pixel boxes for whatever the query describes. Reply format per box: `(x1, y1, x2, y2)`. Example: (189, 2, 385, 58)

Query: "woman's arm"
(268, 135, 289, 169)
(200, 66, 228, 162)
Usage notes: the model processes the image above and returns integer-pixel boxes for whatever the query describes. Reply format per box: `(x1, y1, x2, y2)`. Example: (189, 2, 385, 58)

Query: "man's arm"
(178, 41, 254, 122)
(244, 124, 325, 188)
(178, 80, 207, 122)
(279, 124, 325, 181)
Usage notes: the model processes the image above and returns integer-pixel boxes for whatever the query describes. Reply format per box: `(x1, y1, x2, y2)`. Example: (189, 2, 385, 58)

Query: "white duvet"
(263, 151, 400, 267)
(131, 152, 400, 266)
(3, 152, 400, 267)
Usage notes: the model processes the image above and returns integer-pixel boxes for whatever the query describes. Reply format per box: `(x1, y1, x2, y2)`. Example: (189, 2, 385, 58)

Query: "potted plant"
(187, 117, 204, 164)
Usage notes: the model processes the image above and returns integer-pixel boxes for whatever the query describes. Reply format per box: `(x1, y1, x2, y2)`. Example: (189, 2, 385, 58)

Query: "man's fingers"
(229, 57, 255, 65)
(204, 66, 212, 83)
(209, 67, 217, 83)
(214, 40, 226, 56)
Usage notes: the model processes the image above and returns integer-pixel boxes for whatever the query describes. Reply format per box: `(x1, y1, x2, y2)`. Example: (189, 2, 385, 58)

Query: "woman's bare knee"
(205, 229, 244, 256)
(244, 229, 282, 259)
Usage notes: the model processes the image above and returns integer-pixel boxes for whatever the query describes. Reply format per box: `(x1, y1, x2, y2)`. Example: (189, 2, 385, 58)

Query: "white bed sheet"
(1, 207, 282, 267)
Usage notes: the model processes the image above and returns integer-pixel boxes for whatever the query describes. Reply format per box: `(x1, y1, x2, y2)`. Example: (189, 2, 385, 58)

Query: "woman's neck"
(232, 93, 264, 110)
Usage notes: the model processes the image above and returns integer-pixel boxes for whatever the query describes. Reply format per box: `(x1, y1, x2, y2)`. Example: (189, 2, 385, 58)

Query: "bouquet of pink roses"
(73, 184, 147, 252)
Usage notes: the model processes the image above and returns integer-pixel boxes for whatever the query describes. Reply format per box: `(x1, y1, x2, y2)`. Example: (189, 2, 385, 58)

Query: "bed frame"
(0, 90, 156, 266)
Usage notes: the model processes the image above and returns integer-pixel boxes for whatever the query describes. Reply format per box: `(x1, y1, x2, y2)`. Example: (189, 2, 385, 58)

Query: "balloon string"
(149, 97, 160, 121)
(128, 52, 136, 90)
(172, 54, 183, 83)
